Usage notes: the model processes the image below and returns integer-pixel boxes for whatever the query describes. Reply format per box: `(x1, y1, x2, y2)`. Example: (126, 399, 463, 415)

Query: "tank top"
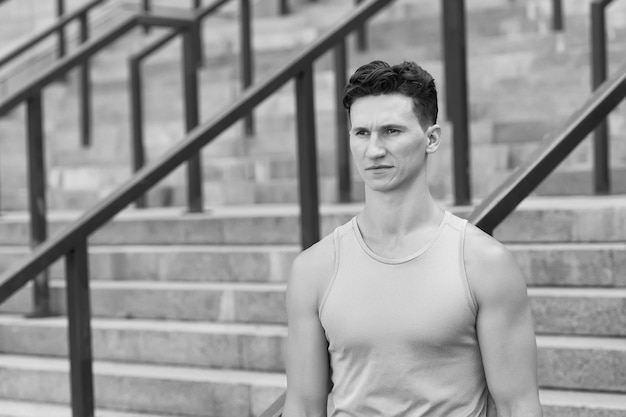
(319, 211, 489, 417)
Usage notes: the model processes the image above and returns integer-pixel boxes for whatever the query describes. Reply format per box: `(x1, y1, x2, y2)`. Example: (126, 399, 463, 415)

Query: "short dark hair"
(342, 60, 438, 130)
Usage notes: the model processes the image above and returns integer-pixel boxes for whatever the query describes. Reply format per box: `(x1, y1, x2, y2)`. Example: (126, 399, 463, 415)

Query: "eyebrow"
(350, 123, 405, 134)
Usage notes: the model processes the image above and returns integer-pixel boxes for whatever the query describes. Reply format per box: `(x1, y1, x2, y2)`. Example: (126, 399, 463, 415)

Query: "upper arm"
(464, 225, 542, 417)
(283, 237, 334, 417)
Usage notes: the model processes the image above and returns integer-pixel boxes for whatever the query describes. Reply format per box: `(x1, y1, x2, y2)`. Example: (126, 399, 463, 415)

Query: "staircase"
(1, 0, 625, 210)
(0, 0, 626, 415)
(0, 197, 626, 416)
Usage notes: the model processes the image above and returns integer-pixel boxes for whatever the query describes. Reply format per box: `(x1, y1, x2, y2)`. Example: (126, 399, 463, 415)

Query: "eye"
(354, 130, 369, 137)
(384, 128, 400, 135)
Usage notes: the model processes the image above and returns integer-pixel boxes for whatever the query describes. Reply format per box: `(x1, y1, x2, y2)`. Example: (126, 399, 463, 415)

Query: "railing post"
(442, 0, 471, 206)
(129, 58, 147, 208)
(355, 0, 367, 51)
(56, 0, 66, 58)
(552, 0, 564, 31)
(65, 239, 95, 417)
(279, 0, 289, 15)
(26, 93, 50, 317)
(295, 67, 320, 249)
(591, 0, 610, 194)
(240, 0, 255, 136)
(142, 0, 151, 33)
(79, 12, 92, 147)
(334, 38, 351, 203)
(194, 12, 205, 67)
(182, 29, 203, 212)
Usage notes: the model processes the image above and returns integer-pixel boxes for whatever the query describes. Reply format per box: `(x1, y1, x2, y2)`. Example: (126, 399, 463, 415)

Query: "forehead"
(349, 93, 420, 127)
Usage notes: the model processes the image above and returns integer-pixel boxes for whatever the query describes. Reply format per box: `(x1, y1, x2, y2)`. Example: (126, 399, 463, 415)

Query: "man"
(283, 60, 542, 417)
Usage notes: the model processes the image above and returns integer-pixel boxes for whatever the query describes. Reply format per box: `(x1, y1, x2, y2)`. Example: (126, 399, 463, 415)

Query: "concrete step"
(0, 281, 287, 324)
(0, 354, 285, 417)
(0, 315, 286, 372)
(0, 245, 298, 282)
(3, 281, 626, 336)
(1, 196, 626, 245)
(0, 398, 179, 417)
(1, 333, 625, 393)
(537, 335, 626, 393)
(529, 288, 626, 337)
(539, 389, 626, 417)
(0, 239, 624, 287)
(2, 390, 626, 417)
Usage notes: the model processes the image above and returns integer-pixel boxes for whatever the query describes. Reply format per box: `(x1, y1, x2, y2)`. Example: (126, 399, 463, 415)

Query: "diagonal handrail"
(0, 12, 195, 118)
(0, 0, 108, 68)
(0, 11, 198, 415)
(468, 60, 626, 233)
(0, 2, 393, 415)
(0, 11, 196, 300)
(0, 0, 392, 299)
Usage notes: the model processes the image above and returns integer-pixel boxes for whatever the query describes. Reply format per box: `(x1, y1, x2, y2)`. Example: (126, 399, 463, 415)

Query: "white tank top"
(319, 211, 489, 417)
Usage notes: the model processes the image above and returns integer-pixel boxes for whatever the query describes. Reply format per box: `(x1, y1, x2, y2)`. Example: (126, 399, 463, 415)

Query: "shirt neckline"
(351, 210, 450, 265)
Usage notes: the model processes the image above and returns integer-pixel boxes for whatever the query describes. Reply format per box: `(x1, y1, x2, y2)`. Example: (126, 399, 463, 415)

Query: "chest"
(320, 256, 476, 353)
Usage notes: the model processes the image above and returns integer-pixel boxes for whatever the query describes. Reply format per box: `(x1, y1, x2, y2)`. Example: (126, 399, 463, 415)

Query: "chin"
(364, 182, 397, 193)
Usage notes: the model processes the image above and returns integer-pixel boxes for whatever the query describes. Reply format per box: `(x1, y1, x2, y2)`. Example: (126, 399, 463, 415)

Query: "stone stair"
(2, 0, 626, 210)
(0, 196, 625, 415)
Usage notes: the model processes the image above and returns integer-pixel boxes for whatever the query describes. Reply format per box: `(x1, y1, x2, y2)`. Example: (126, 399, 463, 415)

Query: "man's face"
(349, 93, 438, 193)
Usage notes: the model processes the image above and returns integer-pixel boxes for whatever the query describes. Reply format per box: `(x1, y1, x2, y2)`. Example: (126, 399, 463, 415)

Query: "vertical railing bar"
(194, 0, 202, 7)
(65, 239, 95, 417)
(295, 67, 320, 249)
(442, 0, 471, 205)
(552, 0, 564, 31)
(279, 0, 289, 15)
(26, 93, 50, 317)
(129, 58, 147, 208)
(591, 1, 610, 193)
(182, 29, 203, 212)
(194, 15, 205, 67)
(142, 0, 151, 33)
(79, 12, 92, 147)
(334, 38, 351, 203)
(56, 0, 66, 59)
(355, 0, 367, 51)
(240, 0, 255, 136)
(442, 10, 455, 123)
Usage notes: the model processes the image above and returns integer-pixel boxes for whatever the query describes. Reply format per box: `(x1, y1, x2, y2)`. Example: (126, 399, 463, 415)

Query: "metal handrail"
(0, 0, 108, 147)
(128, 0, 236, 209)
(468, 61, 626, 234)
(0, 13, 194, 116)
(0, 1, 389, 294)
(0, 12, 198, 415)
(590, 0, 619, 193)
(0, 1, 393, 415)
(0, 0, 107, 68)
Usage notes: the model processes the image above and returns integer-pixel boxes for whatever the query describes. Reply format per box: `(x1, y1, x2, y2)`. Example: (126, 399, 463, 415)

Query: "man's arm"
(283, 237, 334, 417)
(465, 225, 543, 417)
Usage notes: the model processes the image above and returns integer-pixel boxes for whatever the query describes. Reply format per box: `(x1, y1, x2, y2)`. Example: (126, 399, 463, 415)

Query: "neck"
(359, 176, 442, 237)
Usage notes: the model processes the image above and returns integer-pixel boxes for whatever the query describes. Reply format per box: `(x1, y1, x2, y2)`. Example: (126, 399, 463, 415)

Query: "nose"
(365, 133, 386, 159)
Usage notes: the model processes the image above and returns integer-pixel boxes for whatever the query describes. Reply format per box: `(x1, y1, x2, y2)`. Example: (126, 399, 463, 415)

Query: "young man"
(283, 60, 542, 417)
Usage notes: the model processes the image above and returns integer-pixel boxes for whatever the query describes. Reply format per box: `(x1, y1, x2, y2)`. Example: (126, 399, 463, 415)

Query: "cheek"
(349, 139, 362, 159)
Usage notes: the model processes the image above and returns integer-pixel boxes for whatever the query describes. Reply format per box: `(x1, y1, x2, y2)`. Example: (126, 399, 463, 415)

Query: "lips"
(366, 165, 393, 171)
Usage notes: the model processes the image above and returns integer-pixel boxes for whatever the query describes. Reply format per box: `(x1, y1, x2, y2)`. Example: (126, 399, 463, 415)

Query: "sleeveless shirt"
(319, 211, 489, 417)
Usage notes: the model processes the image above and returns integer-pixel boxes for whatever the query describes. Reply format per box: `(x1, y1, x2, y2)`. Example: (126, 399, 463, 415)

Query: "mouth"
(366, 165, 393, 171)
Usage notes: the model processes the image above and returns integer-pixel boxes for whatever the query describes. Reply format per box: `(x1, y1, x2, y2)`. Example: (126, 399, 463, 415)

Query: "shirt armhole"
(318, 226, 341, 319)
(459, 219, 479, 317)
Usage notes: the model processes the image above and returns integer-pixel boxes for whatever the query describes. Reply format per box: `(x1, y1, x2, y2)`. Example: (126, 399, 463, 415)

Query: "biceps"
(284, 313, 330, 416)
(477, 294, 539, 406)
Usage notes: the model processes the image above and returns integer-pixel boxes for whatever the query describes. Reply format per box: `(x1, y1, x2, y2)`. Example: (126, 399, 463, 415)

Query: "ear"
(424, 125, 441, 154)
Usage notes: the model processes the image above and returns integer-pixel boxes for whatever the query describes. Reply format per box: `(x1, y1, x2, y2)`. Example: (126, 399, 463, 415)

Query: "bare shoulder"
(463, 222, 528, 306)
(287, 232, 337, 311)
